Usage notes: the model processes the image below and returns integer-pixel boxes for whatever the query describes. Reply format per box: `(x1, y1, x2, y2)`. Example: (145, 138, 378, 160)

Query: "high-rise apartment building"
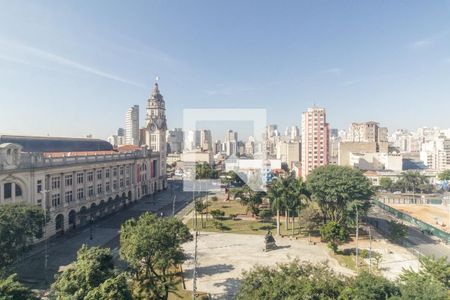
(301, 107, 329, 179)
(125, 105, 139, 146)
(167, 128, 184, 153)
(200, 129, 212, 151)
(225, 129, 238, 156)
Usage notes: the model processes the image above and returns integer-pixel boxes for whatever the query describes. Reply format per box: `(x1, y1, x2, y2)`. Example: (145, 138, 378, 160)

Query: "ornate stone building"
(145, 82, 168, 189)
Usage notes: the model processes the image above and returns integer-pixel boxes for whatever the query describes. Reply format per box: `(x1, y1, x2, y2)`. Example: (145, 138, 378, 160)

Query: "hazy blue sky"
(1, 1, 450, 139)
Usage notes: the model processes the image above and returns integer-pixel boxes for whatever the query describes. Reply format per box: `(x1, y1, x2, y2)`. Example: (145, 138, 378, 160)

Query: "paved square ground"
(182, 231, 419, 299)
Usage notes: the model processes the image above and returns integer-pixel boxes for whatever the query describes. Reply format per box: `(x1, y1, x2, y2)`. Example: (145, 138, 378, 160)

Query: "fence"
(373, 199, 450, 243)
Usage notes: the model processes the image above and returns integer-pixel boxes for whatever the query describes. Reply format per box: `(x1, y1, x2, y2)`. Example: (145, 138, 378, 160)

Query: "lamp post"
(40, 189, 49, 284)
(89, 215, 94, 240)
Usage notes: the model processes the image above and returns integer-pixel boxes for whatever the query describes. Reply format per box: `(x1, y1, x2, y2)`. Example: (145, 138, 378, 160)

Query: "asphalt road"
(13, 179, 194, 289)
(367, 205, 450, 261)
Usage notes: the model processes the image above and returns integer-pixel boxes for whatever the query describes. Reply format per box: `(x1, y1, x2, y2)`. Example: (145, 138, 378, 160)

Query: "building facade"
(125, 105, 140, 146)
(301, 107, 329, 179)
(0, 141, 163, 239)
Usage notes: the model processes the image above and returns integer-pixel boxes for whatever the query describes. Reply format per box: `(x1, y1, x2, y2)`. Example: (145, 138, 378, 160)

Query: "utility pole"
(192, 182, 198, 300)
(368, 226, 372, 274)
(355, 206, 359, 272)
(172, 195, 177, 216)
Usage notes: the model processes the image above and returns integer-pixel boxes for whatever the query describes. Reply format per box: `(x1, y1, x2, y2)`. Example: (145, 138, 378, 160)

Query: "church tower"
(145, 81, 167, 187)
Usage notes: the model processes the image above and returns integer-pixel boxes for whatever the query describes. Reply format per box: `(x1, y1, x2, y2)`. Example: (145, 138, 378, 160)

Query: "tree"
(0, 204, 45, 271)
(401, 255, 450, 289)
(267, 178, 286, 236)
(298, 205, 322, 234)
(120, 213, 192, 300)
(0, 274, 37, 300)
(387, 220, 407, 241)
(195, 162, 217, 179)
(51, 245, 115, 300)
(320, 221, 349, 253)
(194, 201, 208, 228)
(340, 271, 400, 300)
(234, 185, 264, 217)
(379, 177, 393, 192)
(397, 171, 428, 194)
(236, 261, 345, 300)
(398, 272, 448, 300)
(307, 165, 373, 225)
(85, 273, 132, 300)
(284, 176, 309, 236)
(438, 169, 450, 181)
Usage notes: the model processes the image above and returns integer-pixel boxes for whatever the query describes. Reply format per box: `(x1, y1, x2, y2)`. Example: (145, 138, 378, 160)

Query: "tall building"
(125, 105, 139, 146)
(117, 128, 125, 137)
(167, 128, 184, 153)
(144, 82, 168, 188)
(276, 141, 301, 168)
(339, 121, 389, 167)
(185, 130, 200, 151)
(225, 129, 238, 156)
(347, 121, 388, 145)
(200, 129, 212, 151)
(301, 107, 329, 179)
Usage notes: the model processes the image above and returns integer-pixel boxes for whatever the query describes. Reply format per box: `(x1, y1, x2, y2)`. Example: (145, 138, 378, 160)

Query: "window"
(97, 170, 102, 180)
(105, 169, 110, 178)
(120, 178, 124, 187)
(37, 180, 42, 193)
(113, 180, 118, 190)
(4, 183, 12, 199)
(51, 193, 61, 207)
(77, 173, 84, 184)
(88, 186, 94, 197)
(97, 183, 103, 194)
(87, 172, 94, 182)
(105, 181, 110, 192)
(15, 185, 22, 197)
(65, 191, 73, 203)
(126, 166, 130, 175)
(126, 178, 130, 186)
(51, 176, 61, 190)
(65, 175, 73, 186)
(77, 188, 84, 200)
(120, 166, 124, 176)
(113, 168, 117, 177)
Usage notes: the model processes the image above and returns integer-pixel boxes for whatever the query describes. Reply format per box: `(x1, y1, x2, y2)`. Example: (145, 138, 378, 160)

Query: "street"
(368, 205, 450, 261)
(13, 179, 193, 289)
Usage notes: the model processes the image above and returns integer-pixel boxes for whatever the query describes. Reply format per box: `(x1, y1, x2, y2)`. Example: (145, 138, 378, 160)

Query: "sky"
(1, 1, 450, 139)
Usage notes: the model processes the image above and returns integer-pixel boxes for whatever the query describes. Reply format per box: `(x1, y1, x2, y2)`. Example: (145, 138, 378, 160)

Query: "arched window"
(15, 184, 22, 197)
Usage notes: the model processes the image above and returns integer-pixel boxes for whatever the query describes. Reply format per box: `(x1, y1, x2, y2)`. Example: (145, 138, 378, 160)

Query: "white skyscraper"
(125, 105, 139, 146)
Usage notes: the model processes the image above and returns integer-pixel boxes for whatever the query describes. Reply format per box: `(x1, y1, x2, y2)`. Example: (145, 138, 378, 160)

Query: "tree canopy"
(120, 213, 192, 300)
(438, 169, 450, 181)
(0, 274, 37, 300)
(51, 245, 115, 300)
(307, 165, 373, 224)
(0, 204, 45, 271)
(236, 261, 344, 300)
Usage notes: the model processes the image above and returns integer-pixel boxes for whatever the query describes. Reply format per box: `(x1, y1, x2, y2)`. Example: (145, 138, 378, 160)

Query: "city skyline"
(1, 1, 450, 138)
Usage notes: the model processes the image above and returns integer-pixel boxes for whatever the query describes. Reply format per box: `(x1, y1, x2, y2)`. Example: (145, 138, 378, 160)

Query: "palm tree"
(284, 176, 310, 236)
(268, 178, 285, 236)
